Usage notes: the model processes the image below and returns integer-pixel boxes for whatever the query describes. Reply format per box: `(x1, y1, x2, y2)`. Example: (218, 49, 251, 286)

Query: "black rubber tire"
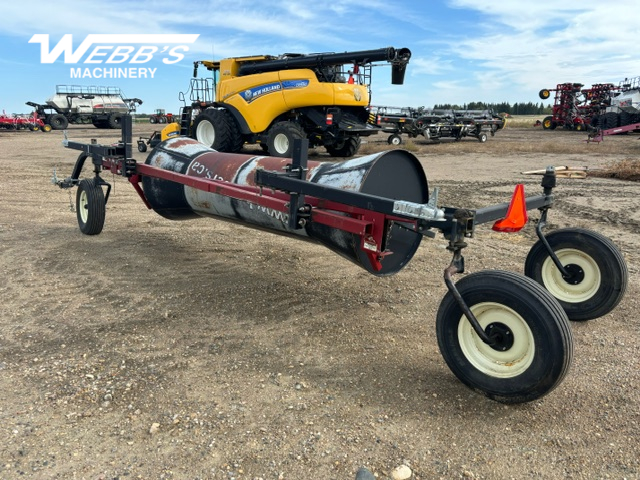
(49, 114, 69, 130)
(436, 270, 573, 404)
(149, 117, 157, 124)
(524, 228, 628, 321)
(76, 179, 106, 235)
(107, 113, 123, 129)
(619, 111, 631, 127)
(477, 132, 488, 142)
(192, 108, 243, 152)
(542, 116, 556, 130)
(539, 89, 551, 100)
(325, 136, 361, 157)
(604, 112, 619, 129)
(266, 121, 306, 157)
(137, 142, 148, 153)
(387, 134, 402, 145)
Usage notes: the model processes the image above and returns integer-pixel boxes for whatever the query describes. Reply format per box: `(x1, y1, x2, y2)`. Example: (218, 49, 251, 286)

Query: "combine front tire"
(436, 270, 572, 404)
(193, 108, 243, 153)
(266, 121, 306, 157)
(76, 179, 106, 235)
(325, 136, 361, 157)
(524, 228, 627, 321)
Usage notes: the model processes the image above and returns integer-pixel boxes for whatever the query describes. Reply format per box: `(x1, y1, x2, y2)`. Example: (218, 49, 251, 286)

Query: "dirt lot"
(1, 122, 639, 480)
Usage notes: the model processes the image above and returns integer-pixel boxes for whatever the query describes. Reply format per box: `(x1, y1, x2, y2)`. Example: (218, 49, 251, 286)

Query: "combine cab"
(178, 47, 411, 157)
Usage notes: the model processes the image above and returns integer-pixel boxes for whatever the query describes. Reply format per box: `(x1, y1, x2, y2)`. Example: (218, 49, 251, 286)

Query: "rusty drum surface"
(142, 137, 429, 275)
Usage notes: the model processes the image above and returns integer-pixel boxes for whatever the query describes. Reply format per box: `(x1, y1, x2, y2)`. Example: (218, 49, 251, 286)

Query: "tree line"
(431, 101, 552, 115)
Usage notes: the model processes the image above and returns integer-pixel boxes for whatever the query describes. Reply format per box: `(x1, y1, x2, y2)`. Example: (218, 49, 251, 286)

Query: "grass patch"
(591, 158, 640, 181)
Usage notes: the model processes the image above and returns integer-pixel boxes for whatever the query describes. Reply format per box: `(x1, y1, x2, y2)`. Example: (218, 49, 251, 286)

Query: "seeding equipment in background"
(26, 85, 142, 130)
(587, 76, 640, 141)
(0, 111, 51, 132)
(539, 83, 591, 130)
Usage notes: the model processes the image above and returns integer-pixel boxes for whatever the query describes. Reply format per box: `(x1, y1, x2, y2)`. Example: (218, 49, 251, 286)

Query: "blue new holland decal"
(241, 79, 309, 103)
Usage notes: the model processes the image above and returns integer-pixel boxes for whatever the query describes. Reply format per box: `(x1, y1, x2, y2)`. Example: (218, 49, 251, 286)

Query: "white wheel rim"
(273, 133, 289, 154)
(457, 302, 535, 378)
(79, 190, 89, 224)
(391, 136, 400, 145)
(541, 248, 600, 303)
(196, 119, 215, 147)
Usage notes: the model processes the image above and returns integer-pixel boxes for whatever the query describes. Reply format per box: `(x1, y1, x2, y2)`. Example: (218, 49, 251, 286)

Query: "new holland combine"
(52, 115, 628, 404)
(177, 47, 411, 157)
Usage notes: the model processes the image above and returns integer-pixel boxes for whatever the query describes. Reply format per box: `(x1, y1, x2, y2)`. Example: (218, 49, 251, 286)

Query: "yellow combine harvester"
(178, 47, 411, 157)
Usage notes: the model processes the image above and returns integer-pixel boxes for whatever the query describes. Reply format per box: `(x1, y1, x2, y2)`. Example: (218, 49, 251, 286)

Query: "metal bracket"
(285, 139, 310, 229)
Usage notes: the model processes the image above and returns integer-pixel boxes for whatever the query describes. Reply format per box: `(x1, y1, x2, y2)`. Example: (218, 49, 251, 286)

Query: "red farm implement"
(539, 83, 587, 130)
(538, 83, 619, 131)
(148, 108, 174, 124)
(53, 115, 628, 405)
(0, 111, 51, 132)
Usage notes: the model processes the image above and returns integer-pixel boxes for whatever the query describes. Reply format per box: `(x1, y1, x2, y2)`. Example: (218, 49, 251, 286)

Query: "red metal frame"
(101, 158, 416, 271)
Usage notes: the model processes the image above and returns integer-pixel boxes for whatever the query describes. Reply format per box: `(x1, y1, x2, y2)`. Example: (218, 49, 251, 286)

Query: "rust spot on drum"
(192, 200, 212, 209)
(167, 138, 197, 149)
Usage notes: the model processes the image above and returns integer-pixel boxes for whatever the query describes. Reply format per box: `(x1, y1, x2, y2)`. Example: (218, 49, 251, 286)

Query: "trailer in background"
(374, 107, 505, 144)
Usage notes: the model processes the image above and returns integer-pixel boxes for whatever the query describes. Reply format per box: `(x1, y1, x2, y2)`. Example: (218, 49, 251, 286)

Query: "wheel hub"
(561, 263, 585, 285)
(485, 322, 514, 351)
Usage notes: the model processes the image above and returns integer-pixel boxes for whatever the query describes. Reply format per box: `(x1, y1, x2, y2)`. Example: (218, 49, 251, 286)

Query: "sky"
(1, 0, 639, 115)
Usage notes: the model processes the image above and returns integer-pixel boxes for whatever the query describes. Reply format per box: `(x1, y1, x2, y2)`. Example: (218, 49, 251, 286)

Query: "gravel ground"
(0, 124, 638, 479)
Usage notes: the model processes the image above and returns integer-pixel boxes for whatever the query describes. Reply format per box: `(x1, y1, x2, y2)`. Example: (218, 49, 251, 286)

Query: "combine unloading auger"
(53, 116, 628, 404)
